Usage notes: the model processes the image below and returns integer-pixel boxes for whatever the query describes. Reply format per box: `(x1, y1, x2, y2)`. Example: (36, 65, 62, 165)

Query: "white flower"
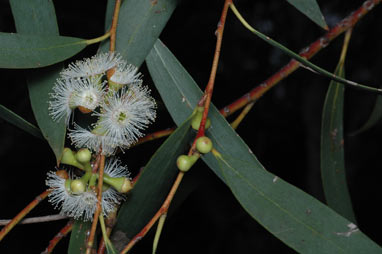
(68, 124, 120, 156)
(49, 77, 106, 124)
(95, 85, 157, 149)
(110, 62, 142, 86)
(71, 76, 106, 112)
(46, 171, 97, 221)
(62, 190, 98, 221)
(46, 171, 72, 209)
(60, 52, 122, 79)
(46, 169, 122, 221)
(48, 78, 76, 124)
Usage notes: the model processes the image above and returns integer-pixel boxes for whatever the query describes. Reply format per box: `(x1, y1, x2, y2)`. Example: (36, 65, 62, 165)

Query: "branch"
(220, 0, 382, 117)
(0, 214, 67, 226)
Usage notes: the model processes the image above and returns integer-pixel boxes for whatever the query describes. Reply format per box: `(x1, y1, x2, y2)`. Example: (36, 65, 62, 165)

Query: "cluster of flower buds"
(46, 148, 132, 221)
(49, 52, 156, 155)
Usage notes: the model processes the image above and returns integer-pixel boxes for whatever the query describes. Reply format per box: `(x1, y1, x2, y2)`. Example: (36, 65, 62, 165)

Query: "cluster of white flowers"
(46, 158, 130, 221)
(48, 52, 156, 155)
(46, 52, 155, 221)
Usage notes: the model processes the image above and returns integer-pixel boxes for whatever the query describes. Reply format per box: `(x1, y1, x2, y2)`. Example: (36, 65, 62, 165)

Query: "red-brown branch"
(0, 190, 50, 241)
(220, 0, 381, 117)
(42, 220, 73, 254)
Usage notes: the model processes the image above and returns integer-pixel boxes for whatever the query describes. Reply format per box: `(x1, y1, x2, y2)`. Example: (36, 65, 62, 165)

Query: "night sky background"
(1, 0, 382, 253)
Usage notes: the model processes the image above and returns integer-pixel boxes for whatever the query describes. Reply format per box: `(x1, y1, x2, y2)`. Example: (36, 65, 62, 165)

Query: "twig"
(0, 214, 67, 226)
(97, 210, 117, 254)
(109, 0, 122, 52)
(229, 3, 382, 95)
(42, 220, 74, 254)
(0, 190, 50, 241)
(86, 154, 106, 254)
(220, 0, 382, 118)
(85, 31, 111, 45)
(193, 0, 232, 141)
(120, 1, 233, 253)
(120, 172, 185, 254)
(133, 128, 175, 146)
(107, 0, 122, 80)
(230, 101, 255, 130)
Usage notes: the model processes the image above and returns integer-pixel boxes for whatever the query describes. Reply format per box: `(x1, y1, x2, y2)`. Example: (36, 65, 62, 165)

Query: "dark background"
(1, 0, 382, 253)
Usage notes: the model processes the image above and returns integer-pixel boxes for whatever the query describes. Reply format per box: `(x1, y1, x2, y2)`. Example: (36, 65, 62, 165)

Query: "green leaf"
(216, 153, 379, 253)
(321, 65, 356, 222)
(68, 220, 93, 254)
(146, 40, 382, 253)
(0, 32, 86, 69)
(113, 118, 194, 239)
(28, 67, 67, 162)
(9, 0, 59, 35)
(351, 95, 382, 135)
(10, 0, 67, 162)
(0, 104, 43, 140)
(99, 0, 178, 67)
(286, 0, 328, 30)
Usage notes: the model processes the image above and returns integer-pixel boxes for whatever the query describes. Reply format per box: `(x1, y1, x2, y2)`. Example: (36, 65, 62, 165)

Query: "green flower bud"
(75, 148, 92, 164)
(70, 179, 86, 194)
(191, 112, 211, 130)
(103, 175, 132, 193)
(177, 155, 192, 172)
(196, 136, 213, 154)
(61, 148, 84, 170)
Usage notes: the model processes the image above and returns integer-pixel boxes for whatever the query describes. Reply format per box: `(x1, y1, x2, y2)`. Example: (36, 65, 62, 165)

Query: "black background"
(1, 0, 382, 253)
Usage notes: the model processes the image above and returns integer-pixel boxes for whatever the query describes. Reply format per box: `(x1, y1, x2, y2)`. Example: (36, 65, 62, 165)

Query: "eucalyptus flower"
(60, 52, 122, 79)
(110, 62, 142, 86)
(49, 76, 105, 124)
(95, 85, 157, 149)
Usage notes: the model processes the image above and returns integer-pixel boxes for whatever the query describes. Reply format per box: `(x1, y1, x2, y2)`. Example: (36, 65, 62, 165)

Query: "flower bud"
(103, 175, 132, 193)
(70, 179, 86, 194)
(61, 148, 84, 170)
(177, 155, 192, 172)
(75, 148, 92, 164)
(191, 112, 211, 130)
(196, 136, 213, 154)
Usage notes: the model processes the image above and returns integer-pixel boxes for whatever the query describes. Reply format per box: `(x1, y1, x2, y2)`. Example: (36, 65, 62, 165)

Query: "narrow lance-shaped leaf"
(321, 64, 356, 223)
(99, 0, 178, 67)
(286, 0, 328, 30)
(0, 32, 86, 69)
(146, 40, 382, 253)
(10, 0, 67, 162)
(0, 104, 43, 140)
(68, 220, 93, 254)
(113, 118, 194, 240)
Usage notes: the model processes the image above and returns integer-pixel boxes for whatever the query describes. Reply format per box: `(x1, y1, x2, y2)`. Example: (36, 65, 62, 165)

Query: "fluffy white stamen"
(95, 85, 156, 149)
(60, 52, 122, 79)
(110, 62, 142, 86)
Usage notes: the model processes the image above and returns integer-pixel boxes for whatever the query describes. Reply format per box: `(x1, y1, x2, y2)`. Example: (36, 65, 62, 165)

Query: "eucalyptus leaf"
(146, 40, 382, 253)
(286, 0, 328, 30)
(0, 32, 86, 69)
(321, 65, 356, 223)
(0, 104, 43, 140)
(99, 0, 178, 67)
(68, 220, 93, 254)
(113, 118, 194, 240)
(10, 0, 67, 163)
